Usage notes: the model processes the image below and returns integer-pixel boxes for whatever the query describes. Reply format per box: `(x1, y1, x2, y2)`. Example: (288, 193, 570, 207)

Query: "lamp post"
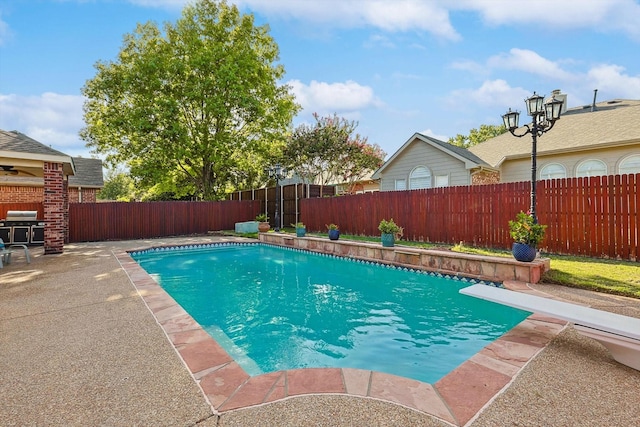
(267, 163, 287, 232)
(502, 92, 564, 223)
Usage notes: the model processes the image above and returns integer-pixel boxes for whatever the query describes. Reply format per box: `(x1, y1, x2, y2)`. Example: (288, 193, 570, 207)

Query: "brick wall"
(0, 185, 44, 203)
(471, 170, 501, 185)
(1, 185, 97, 203)
(43, 162, 65, 254)
(68, 187, 98, 203)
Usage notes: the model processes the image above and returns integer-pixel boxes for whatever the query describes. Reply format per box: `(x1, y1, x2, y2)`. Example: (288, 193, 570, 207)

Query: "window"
(409, 166, 431, 190)
(434, 175, 449, 187)
(395, 179, 406, 190)
(540, 163, 566, 180)
(576, 159, 607, 178)
(619, 155, 640, 175)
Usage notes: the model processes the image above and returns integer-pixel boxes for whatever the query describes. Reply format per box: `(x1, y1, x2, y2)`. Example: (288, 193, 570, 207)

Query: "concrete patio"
(1, 236, 639, 426)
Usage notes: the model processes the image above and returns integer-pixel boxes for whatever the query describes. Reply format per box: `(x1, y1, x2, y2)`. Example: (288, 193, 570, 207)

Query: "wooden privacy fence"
(3, 174, 637, 260)
(68, 200, 260, 242)
(228, 183, 336, 229)
(301, 174, 639, 261)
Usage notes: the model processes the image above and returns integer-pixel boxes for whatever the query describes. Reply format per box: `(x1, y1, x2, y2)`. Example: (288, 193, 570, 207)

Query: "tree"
(98, 167, 137, 201)
(448, 124, 507, 148)
(81, 0, 299, 200)
(283, 113, 385, 193)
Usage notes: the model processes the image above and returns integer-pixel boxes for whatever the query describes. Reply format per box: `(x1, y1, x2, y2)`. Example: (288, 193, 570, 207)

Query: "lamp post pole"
(268, 163, 287, 232)
(502, 92, 564, 223)
(529, 118, 539, 221)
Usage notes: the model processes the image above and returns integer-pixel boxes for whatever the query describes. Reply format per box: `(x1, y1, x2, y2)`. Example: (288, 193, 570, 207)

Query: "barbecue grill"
(0, 210, 45, 245)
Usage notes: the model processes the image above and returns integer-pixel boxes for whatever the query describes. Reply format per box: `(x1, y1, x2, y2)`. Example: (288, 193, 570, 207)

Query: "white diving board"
(460, 284, 640, 371)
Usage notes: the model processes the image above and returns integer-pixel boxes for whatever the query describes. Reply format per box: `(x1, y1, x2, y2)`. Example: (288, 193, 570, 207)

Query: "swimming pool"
(131, 243, 529, 384)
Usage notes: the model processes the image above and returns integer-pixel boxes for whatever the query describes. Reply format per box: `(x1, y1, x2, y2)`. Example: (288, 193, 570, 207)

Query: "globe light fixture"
(502, 92, 564, 223)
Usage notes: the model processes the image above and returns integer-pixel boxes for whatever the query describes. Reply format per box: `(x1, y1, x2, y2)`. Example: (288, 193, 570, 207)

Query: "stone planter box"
(258, 234, 550, 284)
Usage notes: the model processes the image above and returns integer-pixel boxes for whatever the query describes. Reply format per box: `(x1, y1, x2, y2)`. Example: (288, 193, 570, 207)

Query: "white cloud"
(448, 79, 530, 109)
(288, 79, 382, 114)
(452, 47, 640, 106)
(585, 64, 640, 98)
(0, 93, 91, 157)
(420, 128, 449, 142)
(232, 0, 461, 40)
(487, 49, 575, 81)
(455, 0, 640, 40)
(0, 13, 11, 46)
(128, 0, 640, 42)
(364, 34, 396, 49)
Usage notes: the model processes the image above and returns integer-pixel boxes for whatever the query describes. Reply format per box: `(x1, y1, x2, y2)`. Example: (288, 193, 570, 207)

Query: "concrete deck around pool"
(2, 236, 639, 426)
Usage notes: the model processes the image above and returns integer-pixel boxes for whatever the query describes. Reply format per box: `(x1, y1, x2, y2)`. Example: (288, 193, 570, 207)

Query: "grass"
(226, 229, 640, 299)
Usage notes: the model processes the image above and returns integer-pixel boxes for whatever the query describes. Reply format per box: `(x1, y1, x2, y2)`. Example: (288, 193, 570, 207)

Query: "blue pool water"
(131, 243, 529, 383)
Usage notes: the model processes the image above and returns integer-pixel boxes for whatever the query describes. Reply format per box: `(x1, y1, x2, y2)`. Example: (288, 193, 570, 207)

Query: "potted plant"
(378, 218, 403, 247)
(292, 222, 306, 237)
(256, 213, 270, 232)
(326, 223, 340, 240)
(508, 211, 547, 262)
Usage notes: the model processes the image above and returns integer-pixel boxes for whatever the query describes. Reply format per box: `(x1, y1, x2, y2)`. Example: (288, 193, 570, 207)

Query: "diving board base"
(574, 325, 640, 371)
(460, 284, 640, 371)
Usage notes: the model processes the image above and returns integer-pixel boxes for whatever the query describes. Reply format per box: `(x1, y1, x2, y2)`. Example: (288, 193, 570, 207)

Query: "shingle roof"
(0, 129, 69, 157)
(417, 132, 488, 165)
(372, 132, 492, 178)
(68, 157, 104, 188)
(0, 129, 103, 188)
(468, 99, 640, 167)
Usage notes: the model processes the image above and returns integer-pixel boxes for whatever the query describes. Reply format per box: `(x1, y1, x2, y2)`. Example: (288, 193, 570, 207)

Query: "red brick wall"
(1, 185, 97, 203)
(471, 170, 501, 185)
(43, 162, 65, 254)
(0, 185, 44, 203)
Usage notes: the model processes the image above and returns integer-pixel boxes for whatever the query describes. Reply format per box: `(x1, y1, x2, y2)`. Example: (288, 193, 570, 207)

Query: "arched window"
(409, 166, 431, 190)
(576, 159, 607, 178)
(540, 163, 567, 180)
(619, 155, 640, 175)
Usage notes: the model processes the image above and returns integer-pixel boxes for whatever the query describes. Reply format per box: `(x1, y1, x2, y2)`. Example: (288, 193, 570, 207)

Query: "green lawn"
(232, 230, 640, 299)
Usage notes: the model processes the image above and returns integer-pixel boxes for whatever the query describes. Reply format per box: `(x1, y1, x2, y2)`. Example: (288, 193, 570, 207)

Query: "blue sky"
(1, 0, 639, 161)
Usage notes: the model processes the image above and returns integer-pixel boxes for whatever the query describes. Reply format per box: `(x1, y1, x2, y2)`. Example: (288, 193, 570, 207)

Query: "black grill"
(0, 211, 44, 245)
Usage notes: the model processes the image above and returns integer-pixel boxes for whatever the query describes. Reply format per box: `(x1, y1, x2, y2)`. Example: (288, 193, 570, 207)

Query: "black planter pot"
(512, 242, 537, 262)
(328, 229, 340, 240)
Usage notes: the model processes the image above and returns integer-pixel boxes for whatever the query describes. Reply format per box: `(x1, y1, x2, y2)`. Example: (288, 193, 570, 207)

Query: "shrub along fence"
(301, 174, 639, 261)
(68, 200, 259, 242)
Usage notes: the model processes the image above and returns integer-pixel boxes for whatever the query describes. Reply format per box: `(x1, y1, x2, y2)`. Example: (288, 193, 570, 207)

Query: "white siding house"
(375, 97, 640, 190)
(372, 133, 494, 190)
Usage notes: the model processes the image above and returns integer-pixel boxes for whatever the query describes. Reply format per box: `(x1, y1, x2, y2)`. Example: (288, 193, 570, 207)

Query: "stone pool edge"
(114, 244, 566, 427)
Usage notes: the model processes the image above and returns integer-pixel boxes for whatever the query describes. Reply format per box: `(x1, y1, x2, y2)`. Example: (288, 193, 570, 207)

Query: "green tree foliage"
(81, 0, 299, 200)
(284, 113, 386, 193)
(448, 124, 507, 148)
(98, 167, 137, 201)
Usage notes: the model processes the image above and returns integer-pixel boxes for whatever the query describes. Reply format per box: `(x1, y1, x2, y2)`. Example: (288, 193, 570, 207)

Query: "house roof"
(372, 132, 492, 179)
(0, 129, 103, 188)
(0, 129, 75, 177)
(0, 129, 70, 157)
(68, 157, 104, 188)
(468, 99, 640, 167)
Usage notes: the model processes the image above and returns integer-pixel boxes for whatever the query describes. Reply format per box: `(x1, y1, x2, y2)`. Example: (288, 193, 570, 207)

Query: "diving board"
(460, 284, 640, 371)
